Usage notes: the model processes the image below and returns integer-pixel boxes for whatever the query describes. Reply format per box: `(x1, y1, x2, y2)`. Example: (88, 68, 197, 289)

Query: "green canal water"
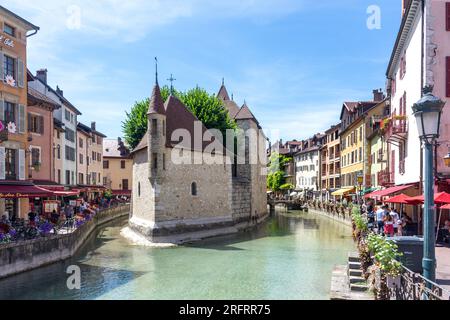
(0, 211, 354, 300)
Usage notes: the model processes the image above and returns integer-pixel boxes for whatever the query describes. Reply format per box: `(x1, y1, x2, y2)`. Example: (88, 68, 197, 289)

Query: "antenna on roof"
(222, 78, 225, 86)
(155, 57, 158, 85)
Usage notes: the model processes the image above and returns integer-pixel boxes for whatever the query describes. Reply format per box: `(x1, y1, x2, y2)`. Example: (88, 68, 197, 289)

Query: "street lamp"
(412, 85, 445, 283)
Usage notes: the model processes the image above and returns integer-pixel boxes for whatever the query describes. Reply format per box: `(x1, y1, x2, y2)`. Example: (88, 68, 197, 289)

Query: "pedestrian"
(390, 207, 400, 236)
(367, 206, 375, 232)
(384, 211, 395, 237)
(375, 203, 385, 235)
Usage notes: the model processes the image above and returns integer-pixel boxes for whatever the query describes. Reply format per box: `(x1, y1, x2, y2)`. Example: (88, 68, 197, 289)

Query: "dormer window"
(4, 23, 15, 37)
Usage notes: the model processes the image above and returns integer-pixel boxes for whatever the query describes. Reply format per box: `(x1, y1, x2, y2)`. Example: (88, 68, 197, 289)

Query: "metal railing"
(389, 266, 450, 300)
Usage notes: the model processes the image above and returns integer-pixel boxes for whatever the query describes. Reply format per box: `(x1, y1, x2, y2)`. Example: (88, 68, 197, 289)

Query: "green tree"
(122, 86, 171, 149)
(267, 152, 292, 192)
(122, 86, 236, 149)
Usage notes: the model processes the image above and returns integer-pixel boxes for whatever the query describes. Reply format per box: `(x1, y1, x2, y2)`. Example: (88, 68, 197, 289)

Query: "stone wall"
(308, 208, 352, 227)
(0, 204, 130, 279)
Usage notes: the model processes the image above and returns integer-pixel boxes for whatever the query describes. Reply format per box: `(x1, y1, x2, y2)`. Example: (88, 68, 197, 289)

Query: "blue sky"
(5, 0, 401, 142)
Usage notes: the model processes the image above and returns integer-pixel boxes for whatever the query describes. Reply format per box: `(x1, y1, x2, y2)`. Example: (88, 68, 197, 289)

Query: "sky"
(5, 0, 402, 142)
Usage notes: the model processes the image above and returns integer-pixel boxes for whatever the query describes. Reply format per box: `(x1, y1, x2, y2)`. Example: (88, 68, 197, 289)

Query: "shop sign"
(0, 35, 14, 48)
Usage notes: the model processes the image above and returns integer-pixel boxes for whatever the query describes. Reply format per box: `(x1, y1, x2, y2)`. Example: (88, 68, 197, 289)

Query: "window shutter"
(18, 149, 25, 180)
(446, 3, 450, 31)
(18, 104, 25, 133)
(17, 58, 24, 88)
(27, 114, 32, 132)
(0, 147, 5, 180)
(0, 99, 4, 121)
(0, 53, 4, 81)
(446, 57, 450, 97)
(39, 116, 44, 134)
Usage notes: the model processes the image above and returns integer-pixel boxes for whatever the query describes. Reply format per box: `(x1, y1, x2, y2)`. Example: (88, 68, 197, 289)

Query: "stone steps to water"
(348, 252, 360, 263)
(349, 269, 363, 277)
(350, 283, 369, 292)
(349, 275, 366, 284)
(348, 261, 362, 270)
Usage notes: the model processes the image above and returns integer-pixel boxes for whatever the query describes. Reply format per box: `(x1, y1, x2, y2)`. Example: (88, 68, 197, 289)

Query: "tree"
(122, 86, 171, 150)
(267, 152, 292, 192)
(122, 86, 236, 149)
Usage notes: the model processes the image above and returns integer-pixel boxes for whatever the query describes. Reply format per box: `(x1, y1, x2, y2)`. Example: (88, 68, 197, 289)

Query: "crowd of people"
(361, 200, 450, 242)
(0, 194, 130, 243)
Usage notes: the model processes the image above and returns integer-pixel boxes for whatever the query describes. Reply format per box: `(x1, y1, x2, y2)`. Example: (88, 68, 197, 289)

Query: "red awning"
(364, 184, 415, 199)
(0, 184, 54, 198)
(111, 190, 131, 196)
(405, 192, 450, 205)
(385, 193, 414, 204)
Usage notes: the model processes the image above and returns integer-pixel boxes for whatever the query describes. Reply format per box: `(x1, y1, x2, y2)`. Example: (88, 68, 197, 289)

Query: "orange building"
(0, 6, 40, 219)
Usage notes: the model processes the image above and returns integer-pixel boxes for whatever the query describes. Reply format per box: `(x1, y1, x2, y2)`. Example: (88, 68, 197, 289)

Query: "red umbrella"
(404, 192, 450, 205)
(441, 204, 450, 210)
(385, 194, 414, 204)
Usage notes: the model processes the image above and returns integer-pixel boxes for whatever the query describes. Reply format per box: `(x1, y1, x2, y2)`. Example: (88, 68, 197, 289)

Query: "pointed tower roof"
(235, 101, 257, 121)
(217, 80, 231, 101)
(148, 84, 166, 115)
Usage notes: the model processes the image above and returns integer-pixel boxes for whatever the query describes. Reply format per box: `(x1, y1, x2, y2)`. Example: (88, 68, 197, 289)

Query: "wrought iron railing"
(388, 266, 450, 300)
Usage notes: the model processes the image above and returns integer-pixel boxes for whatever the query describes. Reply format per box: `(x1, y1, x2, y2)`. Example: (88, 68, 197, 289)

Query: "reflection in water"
(0, 211, 354, 300)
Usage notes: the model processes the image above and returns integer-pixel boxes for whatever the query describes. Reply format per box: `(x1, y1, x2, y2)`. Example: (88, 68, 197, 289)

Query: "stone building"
(129, 79, 267, 244)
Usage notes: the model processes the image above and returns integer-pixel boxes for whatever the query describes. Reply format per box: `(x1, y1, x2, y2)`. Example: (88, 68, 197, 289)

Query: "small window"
(138, 182, 141, 197)
(104, 160, 109, 169)
(4, 23, 15, 37)
(163, 154, 166, 170)
(191, 182, 197, 196)
(152, 153, 158, 169)
(121, 160, 126, 169)
(151, 119, 157, 135)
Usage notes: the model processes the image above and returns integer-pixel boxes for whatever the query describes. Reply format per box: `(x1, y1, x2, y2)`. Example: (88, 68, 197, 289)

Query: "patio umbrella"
(385, 194, 413, 204)
(436, 203, 450, 241)
(405, 192, 450, 205)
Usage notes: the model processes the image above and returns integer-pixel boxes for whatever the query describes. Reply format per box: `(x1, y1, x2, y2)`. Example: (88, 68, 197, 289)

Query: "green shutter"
(0, 99, 4, 121)
(0, 147, 5, 180)
(0, 53, 4, 81)
(18, 104, 25, 133)
(17, 58, 24, 88)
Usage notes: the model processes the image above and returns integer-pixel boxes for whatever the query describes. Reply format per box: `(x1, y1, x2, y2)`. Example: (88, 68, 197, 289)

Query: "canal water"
(0, 211, 354, 300)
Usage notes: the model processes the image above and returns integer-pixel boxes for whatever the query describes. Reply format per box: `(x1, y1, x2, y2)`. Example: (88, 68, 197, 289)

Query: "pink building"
(385, 0, 450, 193)
(26, 80, 59, 183)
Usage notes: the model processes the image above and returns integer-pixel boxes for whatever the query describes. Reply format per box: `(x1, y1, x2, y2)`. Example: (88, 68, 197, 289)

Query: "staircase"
(347, 252, 369, 292)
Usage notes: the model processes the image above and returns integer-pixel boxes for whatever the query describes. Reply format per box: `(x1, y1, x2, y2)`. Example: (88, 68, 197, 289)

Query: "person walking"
(384, 211, 395, 237)
(375, 203, 385, 235)
(390, 207, 400, 236)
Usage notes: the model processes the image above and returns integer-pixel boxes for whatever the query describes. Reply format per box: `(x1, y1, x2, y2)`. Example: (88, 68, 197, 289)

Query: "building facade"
(29, 69, 82, 187)
(294, 135, 322, 198)
(27, 83, 59, 182)
(103, 137, 132, 195)
(0, 6, 39, 219)
(319, 124, 341, 200)
(129, 81, 267, 243)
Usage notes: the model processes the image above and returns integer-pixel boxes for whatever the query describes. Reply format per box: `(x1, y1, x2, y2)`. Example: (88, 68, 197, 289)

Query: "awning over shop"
(331, 187, 355, 196)
(0, 184, 54, 198)
(364, 184, 415, 199)
(111, 190, 131, 196)
(359, 187, 379, 196)
(53, 190, 80, 197)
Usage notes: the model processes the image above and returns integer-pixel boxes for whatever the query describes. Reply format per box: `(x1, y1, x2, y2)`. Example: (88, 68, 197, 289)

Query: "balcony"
(378, 169, 394, 187)
(382, 115, 408, 144)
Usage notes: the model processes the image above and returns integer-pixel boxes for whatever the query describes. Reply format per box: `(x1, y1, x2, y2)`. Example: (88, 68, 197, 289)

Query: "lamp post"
(412, 86, 445, 283)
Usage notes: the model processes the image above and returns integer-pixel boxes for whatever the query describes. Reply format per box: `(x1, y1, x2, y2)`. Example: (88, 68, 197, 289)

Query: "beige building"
(129, 80, 267, 244)
(103, 137, 132, 196)
(76, 122, 106, 187)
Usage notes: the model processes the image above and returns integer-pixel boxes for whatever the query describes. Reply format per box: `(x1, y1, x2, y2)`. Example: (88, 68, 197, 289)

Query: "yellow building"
(365, 99, 389, 190)
(103, 138, 132, 196)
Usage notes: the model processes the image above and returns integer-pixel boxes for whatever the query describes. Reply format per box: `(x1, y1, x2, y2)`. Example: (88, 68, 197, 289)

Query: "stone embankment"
(0, 204, 130, 279)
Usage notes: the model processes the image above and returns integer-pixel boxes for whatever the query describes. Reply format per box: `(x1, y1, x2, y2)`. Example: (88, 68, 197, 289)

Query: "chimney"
(36, 69, 48, 84)
(56, 85, 63, 97)
(373, 89, 384, 102)
(91, 122, 96, 131)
